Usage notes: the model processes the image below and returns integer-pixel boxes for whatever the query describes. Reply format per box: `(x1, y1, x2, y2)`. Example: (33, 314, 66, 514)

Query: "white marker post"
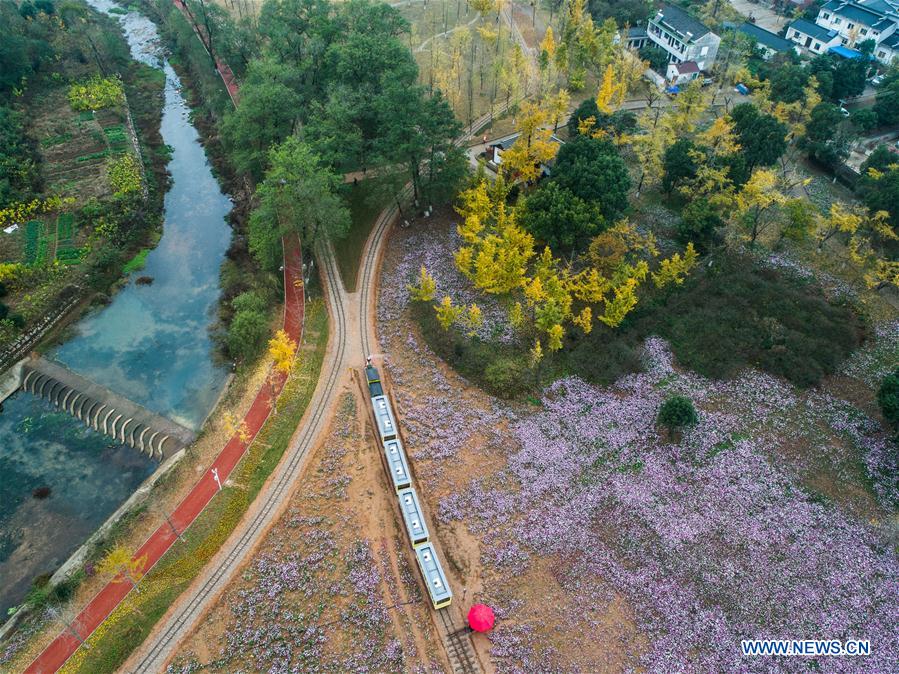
(211, 467, 222, 491)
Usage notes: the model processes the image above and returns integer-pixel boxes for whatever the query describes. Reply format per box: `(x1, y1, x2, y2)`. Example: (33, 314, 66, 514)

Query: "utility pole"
(48, 607, 89, 650)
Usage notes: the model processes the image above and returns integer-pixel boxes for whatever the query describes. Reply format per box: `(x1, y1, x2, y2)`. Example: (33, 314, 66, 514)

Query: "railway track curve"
(127, 247, 349, 673)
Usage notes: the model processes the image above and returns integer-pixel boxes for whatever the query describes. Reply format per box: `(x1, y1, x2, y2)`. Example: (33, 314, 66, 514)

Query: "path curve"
(354, 101, 497, 674)
(30, 3, 523, 669)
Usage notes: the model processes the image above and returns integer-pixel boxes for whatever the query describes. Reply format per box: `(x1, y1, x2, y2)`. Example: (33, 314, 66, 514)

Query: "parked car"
(735, 83, 749, 95)
(871, 74, 885, 86)
(839, 107, 851, 117)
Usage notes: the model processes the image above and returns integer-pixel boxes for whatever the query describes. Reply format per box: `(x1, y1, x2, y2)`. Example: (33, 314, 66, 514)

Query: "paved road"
(728, 0, 788, 32)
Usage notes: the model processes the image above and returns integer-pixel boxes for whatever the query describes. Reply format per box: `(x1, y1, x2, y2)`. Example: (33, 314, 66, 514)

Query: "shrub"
(877, 368, 899, 427)
(567, 334, 641, 385)
(227, 308, 269, 362)
(677, 198, 722, 251)
(231, 290, 267, 315)
(571, 256, 862, 388)
(483, 356, 529, 399)
(658, 395, 698, 430)
(638, 259, 864, 387)
(411, 301, 534, 399)
(67, 76, 125, 111)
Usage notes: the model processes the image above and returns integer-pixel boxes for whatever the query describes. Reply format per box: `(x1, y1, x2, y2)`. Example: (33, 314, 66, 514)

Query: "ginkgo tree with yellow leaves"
(442, 176, 699, 351)
(816, 202, 899, 289)
(268, 329, 297, 374)
(499, 100, 560, 183)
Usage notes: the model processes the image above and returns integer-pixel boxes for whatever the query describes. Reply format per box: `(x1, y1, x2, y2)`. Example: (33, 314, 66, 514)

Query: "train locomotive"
(365, 364, 452, 610)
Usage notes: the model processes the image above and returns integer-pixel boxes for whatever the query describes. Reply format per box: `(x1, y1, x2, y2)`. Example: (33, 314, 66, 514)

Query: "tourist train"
(365, 364, 452, 610)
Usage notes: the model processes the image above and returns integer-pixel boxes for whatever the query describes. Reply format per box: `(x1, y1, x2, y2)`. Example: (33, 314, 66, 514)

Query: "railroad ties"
(438, 608, 480, 674)
(20, 357, 195, 459)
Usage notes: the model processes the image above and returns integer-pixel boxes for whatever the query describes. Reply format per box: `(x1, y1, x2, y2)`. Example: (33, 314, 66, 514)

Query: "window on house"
(860, 28, 867, 35)
(823, 12, 830, 19)
(814, 42, 821, 49)
(879, 50, 886, 57)
(834, 18, 841, 25)
(847, 22, 854, 29)
(841, 37, 847, 44)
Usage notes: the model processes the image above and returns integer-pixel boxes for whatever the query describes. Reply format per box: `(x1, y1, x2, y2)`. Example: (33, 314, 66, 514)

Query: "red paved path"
(172, 0, 240, 105)
(25, 234, 304, 673)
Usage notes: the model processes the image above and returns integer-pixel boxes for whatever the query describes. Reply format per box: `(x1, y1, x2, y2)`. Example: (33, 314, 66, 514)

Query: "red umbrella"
(467, 604, 495, 632)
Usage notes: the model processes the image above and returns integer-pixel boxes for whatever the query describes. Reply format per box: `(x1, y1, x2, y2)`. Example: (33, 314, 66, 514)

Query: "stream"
(0, 0, 232, 615)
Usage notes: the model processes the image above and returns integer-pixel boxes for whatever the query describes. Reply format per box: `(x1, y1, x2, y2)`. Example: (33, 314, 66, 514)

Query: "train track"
(358, 97, 518, 358)
(131, 69, 505, 674)
(129, 247, 349, 673)
(437, 608, 479, 674)
(133, 32, 514, 669)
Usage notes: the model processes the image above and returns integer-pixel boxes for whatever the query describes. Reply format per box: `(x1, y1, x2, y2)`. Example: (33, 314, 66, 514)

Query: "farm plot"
(30, 88, 135, 203)
(54, 213, 84, 266)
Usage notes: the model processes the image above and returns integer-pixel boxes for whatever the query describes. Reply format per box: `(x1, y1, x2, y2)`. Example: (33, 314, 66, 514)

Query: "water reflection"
(0, 0, 232, 613)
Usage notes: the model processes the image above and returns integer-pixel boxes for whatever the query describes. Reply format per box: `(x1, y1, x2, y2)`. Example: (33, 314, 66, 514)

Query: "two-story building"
(814, 0, 899, 63)
(647, 4, 721, 72)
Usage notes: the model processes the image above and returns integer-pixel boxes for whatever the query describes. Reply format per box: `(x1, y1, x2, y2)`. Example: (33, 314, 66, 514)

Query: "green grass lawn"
(334, 178, 393, 292)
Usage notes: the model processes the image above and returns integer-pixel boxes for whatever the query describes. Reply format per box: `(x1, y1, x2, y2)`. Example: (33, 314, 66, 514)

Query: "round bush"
(657, 395, 698, 430)
(227, 309, 269, 362)
(483, 357, 528, 399)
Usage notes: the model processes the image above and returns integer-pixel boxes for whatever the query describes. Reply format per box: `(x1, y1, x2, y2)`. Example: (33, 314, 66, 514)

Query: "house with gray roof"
(814, 0, 899, 63)
(787, 17, 842, 54)
(647, 4, 721, 71)
(737, 22, 798, 59)
(874, 29, 899, 61)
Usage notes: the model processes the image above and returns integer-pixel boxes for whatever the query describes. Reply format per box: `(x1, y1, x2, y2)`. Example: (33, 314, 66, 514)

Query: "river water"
(0, 1, 231, 614)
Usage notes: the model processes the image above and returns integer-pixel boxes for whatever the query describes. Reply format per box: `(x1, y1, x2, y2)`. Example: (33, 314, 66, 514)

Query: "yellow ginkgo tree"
(450, 177, 699, 347)
(817, 202, 898, 289)
(268, 329, 297, 374)
(408, 266, 437, 302)
(455, 176, 535, 294)
(499, 100, 559, 183)
(734, 168, 787, 246)
(97, 545, 147, 592)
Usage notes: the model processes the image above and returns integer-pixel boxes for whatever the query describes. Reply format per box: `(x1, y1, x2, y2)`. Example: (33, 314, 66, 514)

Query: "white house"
(666, 60, 700, 84)
(874, 30, 899, 62)
(787, 17, 842, 54)
(814, 0, 899, 63)
(647, 4, 721, 71)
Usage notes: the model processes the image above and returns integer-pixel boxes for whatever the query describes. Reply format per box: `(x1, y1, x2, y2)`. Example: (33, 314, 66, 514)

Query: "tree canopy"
(248, 137, 350, 270)
(551, 134, 630, 222)
(519, 182, 604, 256)
(729, 103, 787, 172)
